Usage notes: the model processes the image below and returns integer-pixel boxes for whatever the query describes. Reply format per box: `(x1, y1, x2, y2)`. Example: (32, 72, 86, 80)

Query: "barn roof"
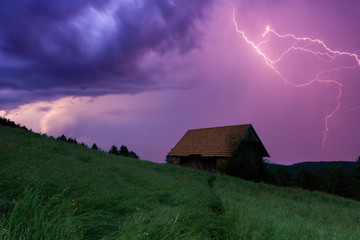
(168, 124, 269, 157)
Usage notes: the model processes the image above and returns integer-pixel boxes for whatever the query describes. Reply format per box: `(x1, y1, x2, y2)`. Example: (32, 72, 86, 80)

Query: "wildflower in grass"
(2, 229, 8, 238)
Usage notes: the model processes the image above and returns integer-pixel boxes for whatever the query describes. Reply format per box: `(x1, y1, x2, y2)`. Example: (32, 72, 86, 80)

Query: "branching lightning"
(232, 7, 360, 151)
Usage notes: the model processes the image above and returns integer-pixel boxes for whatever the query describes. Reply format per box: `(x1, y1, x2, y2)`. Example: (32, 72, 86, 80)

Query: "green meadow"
(1, 125, 360, 239)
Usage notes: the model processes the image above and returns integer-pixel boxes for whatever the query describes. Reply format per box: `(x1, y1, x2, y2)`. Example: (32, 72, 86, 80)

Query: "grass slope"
(1, 126, 360, 239)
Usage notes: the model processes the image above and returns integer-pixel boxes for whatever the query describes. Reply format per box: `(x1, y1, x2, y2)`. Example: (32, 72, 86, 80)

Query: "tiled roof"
(168, 124, 252, 157)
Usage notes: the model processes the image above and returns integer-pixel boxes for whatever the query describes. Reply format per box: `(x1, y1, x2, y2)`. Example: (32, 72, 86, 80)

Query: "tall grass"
(1, 126, 360, 239)
(216, 176, 360, 240)
(0, 187, 82, 239)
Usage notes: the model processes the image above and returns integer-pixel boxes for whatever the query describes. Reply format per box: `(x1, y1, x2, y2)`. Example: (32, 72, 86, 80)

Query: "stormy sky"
(1, 0, 359, 164)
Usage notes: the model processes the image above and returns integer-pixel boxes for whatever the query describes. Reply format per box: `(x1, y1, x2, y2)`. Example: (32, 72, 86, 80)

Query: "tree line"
(262, 157, 360, 201)
(57, 134, 139, 159)
(220, 155, 360, 201)
(108, 144, 139, 159)
(217, 154, 360, 201)
(1, 116, 139, 160)
(0, 116, 28, 130)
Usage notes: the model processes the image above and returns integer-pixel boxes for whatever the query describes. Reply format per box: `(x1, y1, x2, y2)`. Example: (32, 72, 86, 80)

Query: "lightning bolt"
(232, 7, 360, 151)
(349, 106, 360, 112)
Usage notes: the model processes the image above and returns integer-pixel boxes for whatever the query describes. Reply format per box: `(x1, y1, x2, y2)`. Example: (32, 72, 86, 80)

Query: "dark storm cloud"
(0, 0, 214, 108)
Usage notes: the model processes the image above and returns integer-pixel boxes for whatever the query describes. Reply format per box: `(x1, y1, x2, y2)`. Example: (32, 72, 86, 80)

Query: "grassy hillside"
(1, 126, 360, 239)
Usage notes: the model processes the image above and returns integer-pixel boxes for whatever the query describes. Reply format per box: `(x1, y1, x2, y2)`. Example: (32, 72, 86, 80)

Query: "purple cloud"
(0, 0, 214, 109)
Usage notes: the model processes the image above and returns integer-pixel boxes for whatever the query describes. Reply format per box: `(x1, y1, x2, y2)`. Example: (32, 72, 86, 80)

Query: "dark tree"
(346, 156, 360, 200)
(219, 145, 269, 182)
(357, 156, 360, 173)
(165, 149, 173, 164)
(324, 166, 347, 196)
(128, 151, 139, 159)
(165, 155, 172, 164)
(91, 143, 99, 151)
(0, 117, 28, 130)
(275, 166, 292, 187)
(259, 159, 277, 184)
(109, 145, 119, 155)
(119, 145, 129, 157)
(220, 154, 257, 181)
(57, 134, 67, 142)
(67, 137, 78, 144)
(294, 168, 322, 191)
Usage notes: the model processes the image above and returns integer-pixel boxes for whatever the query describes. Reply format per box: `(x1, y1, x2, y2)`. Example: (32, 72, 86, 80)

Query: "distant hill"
(269, 161, 358, 178)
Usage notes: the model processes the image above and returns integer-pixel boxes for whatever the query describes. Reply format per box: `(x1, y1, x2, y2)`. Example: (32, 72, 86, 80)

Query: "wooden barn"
(167, 124, 269, 174)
